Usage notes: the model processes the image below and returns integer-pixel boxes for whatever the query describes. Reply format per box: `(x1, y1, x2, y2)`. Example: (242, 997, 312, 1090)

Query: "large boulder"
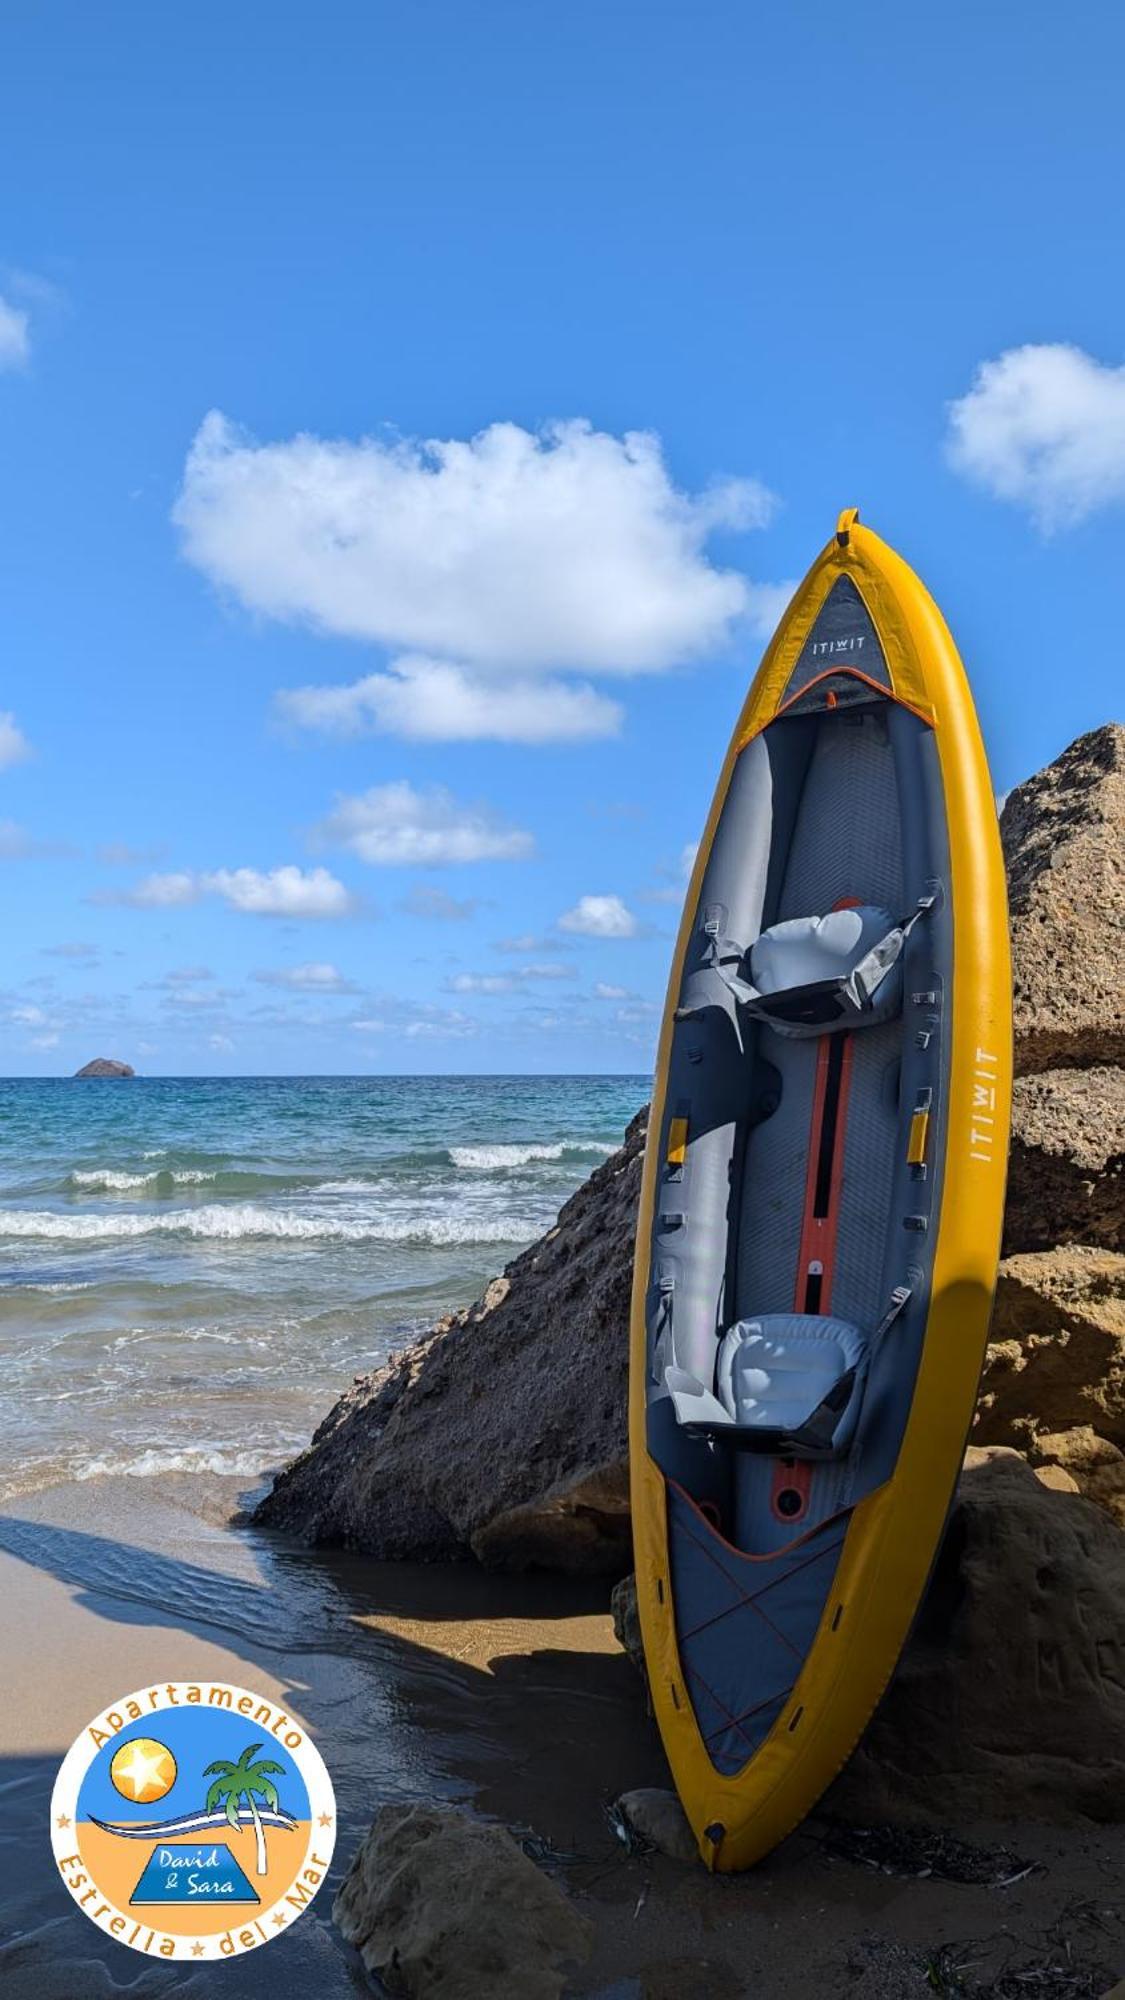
(332, 1803, 592, 1999)
(256, 1111, 645, 1572)
(1005, 1066, 1124, 1253)
(830, 1450, 1125, 1824)
(73, 1057, 135, 1078)
(1001, 721, 1125, 1074)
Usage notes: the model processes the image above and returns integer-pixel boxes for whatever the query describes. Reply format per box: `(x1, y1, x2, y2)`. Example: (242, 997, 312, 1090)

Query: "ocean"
(0, 1074, 647, 1498)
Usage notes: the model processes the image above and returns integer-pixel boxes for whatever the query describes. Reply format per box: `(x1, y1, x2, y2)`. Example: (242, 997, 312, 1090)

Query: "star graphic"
(272, 1912, 287, 1928)
(56, 1814, 71, 1829)
(111, 1738, 176, 1804)
(318, 1812, 334, 1827)
(191, 1943, 206, 1957)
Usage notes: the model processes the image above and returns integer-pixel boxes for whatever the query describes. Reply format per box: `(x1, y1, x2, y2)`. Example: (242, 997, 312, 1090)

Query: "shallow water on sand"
(0, 1074, 645, 1494)
(0, 1475, 660, 1995)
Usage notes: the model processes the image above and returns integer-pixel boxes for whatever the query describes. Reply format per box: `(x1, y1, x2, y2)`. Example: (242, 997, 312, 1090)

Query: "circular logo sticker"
(51, 1680, 336, 1963)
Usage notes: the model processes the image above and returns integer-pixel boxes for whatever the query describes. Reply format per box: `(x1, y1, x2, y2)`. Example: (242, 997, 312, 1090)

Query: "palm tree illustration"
(203, 1742, 286, 1877)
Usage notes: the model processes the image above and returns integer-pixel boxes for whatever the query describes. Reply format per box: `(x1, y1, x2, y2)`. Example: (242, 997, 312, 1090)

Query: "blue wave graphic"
(89, 1804, 298, 1838)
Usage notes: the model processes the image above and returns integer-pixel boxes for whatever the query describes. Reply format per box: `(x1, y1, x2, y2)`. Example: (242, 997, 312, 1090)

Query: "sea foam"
(0, 1203, 531, 1246)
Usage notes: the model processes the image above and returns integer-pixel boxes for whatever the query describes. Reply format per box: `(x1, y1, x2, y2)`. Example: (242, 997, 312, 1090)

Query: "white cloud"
(253, 962, 359, 993)
(208, 866, 354, 917)
(447, 972, 515, 994)
(177, 412, 774, 669)
(124, 871, 200, 908)
(594, 982, 632, 1000)
(947, 343, 1125, 529)
(278, 658, 622, 744)
(120, 865, 356, 917)
(404, 1014, 476, 1040)
(0, 820, 72, 861)
(177, 411, 786, 744)
(208, 1033, 235, 1053)
(315, 781, 533, 866)
(558, 894, 639, 939)
(0, 713, 31, 768)
(0, 297, 30, 371)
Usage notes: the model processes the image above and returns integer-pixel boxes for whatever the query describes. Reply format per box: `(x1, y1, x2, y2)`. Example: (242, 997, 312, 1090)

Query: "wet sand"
(0, 1476, 1122, 1997)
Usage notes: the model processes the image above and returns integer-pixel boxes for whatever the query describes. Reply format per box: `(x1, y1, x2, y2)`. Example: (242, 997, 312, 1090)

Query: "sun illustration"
(109, 1737, 177, 1805)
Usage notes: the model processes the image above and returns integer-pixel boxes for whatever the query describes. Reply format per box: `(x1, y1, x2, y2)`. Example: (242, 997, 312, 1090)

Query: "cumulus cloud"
(0, 713, 31, 768)
(0, 297, 30, 371)
(558, 894, 639, 939)
(315, 781, 533, 866)
(253, 962, 360, 993)
(947, 343, 1125, 529)
(117, 865, 356, 918)
(177, 411, 784, 744)
(594, 982, 633, 1000)
(277, 658, 622, 744)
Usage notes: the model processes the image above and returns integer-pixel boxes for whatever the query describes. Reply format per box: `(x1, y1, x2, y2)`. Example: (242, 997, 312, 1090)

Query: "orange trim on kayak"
(736, 668, 934, 750)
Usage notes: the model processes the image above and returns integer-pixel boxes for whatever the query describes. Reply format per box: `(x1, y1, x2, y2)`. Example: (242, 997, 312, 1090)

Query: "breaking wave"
(0, 1204, 532, 1246)
(68, 1168, 215, 1191)
(448, 1140, 615, 1170)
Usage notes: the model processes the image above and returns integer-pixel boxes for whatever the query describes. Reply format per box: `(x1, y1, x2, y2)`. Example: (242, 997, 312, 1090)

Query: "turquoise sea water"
(0, 1075, 647, 1496)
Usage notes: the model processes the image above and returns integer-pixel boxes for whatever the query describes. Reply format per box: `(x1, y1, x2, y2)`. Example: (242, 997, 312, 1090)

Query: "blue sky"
(2, 1, 1122, 1076)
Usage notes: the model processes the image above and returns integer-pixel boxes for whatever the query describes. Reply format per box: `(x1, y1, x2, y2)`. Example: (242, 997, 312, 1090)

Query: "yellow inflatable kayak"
(629, 509, 1011, 1870)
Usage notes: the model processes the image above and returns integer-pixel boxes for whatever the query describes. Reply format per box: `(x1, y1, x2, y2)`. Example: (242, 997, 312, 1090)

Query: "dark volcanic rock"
(256, 1110, 646, 1572)
(1001, 721, 1125, 1074)
(74, 1057, 135, 1078)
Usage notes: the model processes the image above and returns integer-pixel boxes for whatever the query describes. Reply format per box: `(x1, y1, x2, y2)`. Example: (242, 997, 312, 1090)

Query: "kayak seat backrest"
(745, 904, 903, 1034)
(661, 1314, 867, 1459)
(717, 1315, 867, 1455)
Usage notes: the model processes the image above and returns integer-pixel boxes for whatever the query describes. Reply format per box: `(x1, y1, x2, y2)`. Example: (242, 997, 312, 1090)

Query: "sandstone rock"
(831, 1450, 1125, 1824)
(73, 1057, 135, 1078)
(976, 1247, 1125, 1453)
(1027, 1425, 1125, 1529)
(256, 1112, 645, 1572)
(1005, 1066, 1125, 1253)
(615, 1787, 698, 1864)
(332, 1803, 592, 1999)
(1001, 721, 1125, 1073)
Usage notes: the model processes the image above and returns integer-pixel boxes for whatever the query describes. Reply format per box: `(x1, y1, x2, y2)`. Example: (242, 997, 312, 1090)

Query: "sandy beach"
(2, 1472, 1122, 1997)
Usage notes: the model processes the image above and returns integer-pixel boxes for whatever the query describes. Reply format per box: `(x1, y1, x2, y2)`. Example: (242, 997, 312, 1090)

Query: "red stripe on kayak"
(793, 1031, 853, 1314)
